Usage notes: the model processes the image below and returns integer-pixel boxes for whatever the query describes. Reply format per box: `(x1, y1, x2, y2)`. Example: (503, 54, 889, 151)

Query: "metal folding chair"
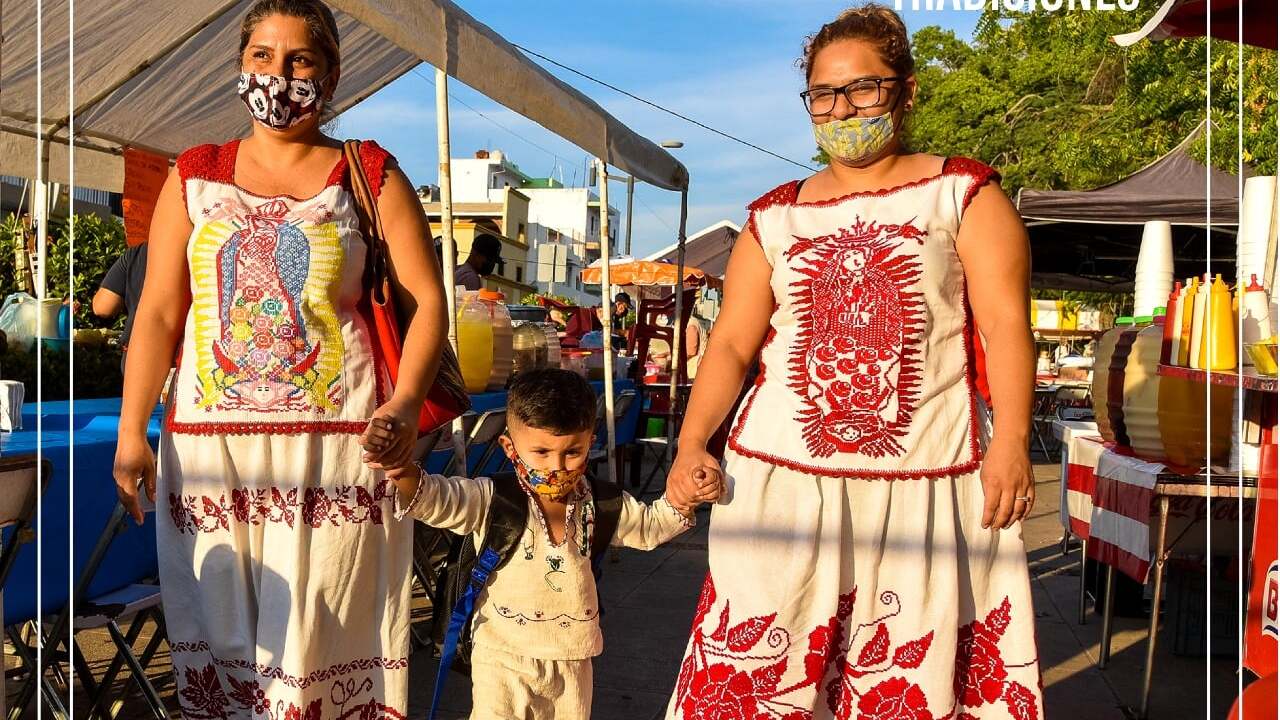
(69, 501, 168, 720)
(442, 409, 509, 478)
(0, 455, 54, 720)
(590, 389, 637, 481)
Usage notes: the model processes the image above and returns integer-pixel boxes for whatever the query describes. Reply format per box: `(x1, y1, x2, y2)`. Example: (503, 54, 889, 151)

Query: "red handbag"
(345, 140, 470, 434)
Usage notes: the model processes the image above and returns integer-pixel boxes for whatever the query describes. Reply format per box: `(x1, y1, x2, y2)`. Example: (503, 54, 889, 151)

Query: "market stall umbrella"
(580, 258, 709, 287)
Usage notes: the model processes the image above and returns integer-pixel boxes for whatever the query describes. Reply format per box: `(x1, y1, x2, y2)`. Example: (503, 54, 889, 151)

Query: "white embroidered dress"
(666, 158, 1043, 720)
(157, 139, 412, 719)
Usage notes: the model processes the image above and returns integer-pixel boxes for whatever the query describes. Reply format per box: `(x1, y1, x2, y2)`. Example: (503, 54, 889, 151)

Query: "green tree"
(815, 4, 1277, 194)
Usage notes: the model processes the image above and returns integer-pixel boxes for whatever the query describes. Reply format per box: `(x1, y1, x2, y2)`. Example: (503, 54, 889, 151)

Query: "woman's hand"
(113, 433, 156, 525)
(667, 445, 722, 509)
(980, 435, 1034, 530)
(360, 398, 419, 471)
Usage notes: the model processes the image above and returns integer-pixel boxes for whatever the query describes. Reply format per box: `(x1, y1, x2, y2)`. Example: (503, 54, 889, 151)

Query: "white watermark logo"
(896, 0, 1140, 11)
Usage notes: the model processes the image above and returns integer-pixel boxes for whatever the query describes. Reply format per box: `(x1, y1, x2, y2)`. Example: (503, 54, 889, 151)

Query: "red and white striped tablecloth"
(1086, 451, 1166, 583)
(1055, 419, 1104, 539)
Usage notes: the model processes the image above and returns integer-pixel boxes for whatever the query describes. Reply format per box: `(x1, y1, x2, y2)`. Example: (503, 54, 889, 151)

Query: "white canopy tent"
(1, 0, 691, 486)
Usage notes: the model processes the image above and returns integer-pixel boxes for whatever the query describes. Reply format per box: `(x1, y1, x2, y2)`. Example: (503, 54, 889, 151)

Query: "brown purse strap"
(344, 140, 388, 290)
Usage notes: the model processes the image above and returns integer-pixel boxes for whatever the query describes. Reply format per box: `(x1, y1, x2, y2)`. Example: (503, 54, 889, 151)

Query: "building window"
(517, 223, 526, 243)
(516, 266, 524, 283)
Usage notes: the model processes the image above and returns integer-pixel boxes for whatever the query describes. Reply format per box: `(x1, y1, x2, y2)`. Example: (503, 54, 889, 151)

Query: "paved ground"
(28, 459, 1247, 718)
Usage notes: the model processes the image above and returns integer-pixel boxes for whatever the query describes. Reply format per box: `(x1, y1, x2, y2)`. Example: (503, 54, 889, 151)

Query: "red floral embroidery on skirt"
(175, 659, 406, 720)
(674, 576, 1038, 720)
(168, 481, 396, 535)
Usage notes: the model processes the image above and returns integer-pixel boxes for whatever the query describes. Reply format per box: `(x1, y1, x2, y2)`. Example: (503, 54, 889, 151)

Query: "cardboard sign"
(122, 147, 170, 247)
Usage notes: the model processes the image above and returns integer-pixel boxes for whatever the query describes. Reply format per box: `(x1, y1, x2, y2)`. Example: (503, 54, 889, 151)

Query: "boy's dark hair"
(507, 369, 597, 435)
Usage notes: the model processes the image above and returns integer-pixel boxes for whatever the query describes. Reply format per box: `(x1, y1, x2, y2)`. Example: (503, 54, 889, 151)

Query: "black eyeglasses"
(800, 77, 905, 116)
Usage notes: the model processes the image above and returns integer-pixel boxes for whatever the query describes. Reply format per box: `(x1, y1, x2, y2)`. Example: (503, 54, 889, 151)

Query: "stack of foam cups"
(1238, 176, 1277, 289)
(1133, 220, 1174, 318)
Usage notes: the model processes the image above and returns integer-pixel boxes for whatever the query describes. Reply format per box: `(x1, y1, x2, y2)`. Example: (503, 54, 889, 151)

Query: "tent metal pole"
(32, 136, 52, 300)
(436, 68, 465, 466)
(624, 175, 634, 256)
(597, 159, 617, 488)
(665, 189, 688, 469)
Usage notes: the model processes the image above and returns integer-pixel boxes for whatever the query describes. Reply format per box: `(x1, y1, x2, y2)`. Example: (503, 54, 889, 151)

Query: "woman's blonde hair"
(800, 3, 915, 81)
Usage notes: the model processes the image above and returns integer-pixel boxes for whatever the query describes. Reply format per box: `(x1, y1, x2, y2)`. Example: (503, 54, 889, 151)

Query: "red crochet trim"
(176, 142, 235, 207)
(349, 139, 394, 200)
(960, 283, 987, 459)
(943, 156, 1002, 215)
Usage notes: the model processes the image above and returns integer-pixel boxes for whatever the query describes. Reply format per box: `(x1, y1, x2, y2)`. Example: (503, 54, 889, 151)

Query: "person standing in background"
(93, 243, 149, 369)
(454, 232, 504, 291)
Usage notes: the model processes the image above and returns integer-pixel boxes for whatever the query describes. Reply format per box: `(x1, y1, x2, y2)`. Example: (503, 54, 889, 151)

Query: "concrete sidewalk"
(59, 460, 1243, 719)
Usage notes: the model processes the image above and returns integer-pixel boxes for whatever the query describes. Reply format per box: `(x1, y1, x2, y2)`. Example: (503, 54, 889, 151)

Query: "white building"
(447, 150, 619, 305)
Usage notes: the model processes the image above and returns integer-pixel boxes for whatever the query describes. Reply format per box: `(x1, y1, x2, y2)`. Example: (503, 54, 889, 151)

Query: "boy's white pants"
(469, 646, 593, 719)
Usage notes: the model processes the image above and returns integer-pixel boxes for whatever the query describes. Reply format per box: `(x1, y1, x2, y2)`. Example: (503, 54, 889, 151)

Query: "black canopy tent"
(1016, 122, 1250, 289)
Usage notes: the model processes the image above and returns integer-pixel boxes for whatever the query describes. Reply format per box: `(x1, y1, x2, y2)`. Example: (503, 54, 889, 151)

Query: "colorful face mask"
(512, 454, 586, 501)
(238, 72, 326, 130)
(812, 112, 896, 165)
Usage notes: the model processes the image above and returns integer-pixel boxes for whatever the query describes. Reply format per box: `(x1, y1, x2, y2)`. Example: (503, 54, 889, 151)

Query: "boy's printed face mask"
(511, 454, 586, 501)
(238, 72, 326, 130)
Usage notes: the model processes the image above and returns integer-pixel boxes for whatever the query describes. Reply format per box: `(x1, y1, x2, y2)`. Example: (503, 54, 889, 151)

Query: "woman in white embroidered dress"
(665, 5, 1043, 720)
(112, 1, 446, 716)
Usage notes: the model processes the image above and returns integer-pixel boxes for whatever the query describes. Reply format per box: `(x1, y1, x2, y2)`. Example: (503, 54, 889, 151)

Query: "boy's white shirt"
(397, 474, 693, 660)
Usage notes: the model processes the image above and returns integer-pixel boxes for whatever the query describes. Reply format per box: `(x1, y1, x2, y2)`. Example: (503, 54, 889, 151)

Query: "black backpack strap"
(482, 473, 528, 571)
(588, 474, 624, 564)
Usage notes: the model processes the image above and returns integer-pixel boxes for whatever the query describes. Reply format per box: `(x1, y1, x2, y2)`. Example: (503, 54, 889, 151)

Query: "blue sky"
(339, 2, 981, 257)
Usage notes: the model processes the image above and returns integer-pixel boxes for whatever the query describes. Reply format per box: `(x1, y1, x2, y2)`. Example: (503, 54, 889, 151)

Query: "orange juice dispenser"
(456, 291, 495, 394)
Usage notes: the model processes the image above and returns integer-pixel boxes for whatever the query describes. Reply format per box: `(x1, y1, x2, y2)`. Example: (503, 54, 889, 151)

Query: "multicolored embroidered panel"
(188, 198, 346, 415)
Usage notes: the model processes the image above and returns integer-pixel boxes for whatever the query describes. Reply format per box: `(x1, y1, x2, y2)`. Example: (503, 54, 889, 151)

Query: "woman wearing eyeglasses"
(665, 4, 1041, 718)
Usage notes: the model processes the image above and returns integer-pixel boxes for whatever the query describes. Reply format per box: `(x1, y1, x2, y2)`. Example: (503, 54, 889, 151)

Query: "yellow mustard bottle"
(1205, 274, 1237, 371)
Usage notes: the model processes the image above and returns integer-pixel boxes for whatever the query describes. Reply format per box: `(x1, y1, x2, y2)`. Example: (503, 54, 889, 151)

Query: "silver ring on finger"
(1014, 496, 1032, 503)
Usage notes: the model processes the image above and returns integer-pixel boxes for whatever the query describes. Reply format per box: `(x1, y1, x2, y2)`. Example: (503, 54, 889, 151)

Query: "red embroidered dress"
(729, 157, 993, 478)
(157, 139, 411, 720)
(665, 158, 1043, 720)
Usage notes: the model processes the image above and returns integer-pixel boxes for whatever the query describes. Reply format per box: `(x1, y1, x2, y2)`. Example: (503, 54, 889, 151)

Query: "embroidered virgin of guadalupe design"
(786, 218, 927, 458)
(190, 197, 346, 414)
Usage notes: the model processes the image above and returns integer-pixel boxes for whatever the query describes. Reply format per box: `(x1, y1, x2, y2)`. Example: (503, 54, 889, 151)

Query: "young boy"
(378, 369, 720, 719)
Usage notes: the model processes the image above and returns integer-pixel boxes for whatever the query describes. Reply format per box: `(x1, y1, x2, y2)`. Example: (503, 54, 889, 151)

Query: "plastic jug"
(477, 290, 514, 391)
(1203, 274, 1237, 371)
(1122, 319, 1167, 462)
(456, 291, 494, 394)
(541, 323, 562, 367)
(512, 322, 548, 375)
(1158, 373, 1233, 469)
(1105, 317, 1144, 448)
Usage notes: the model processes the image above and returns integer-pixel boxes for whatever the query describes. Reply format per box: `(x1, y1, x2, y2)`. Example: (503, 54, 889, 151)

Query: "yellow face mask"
(512, 455, 586, 501)
(812, 112, 896, 165)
